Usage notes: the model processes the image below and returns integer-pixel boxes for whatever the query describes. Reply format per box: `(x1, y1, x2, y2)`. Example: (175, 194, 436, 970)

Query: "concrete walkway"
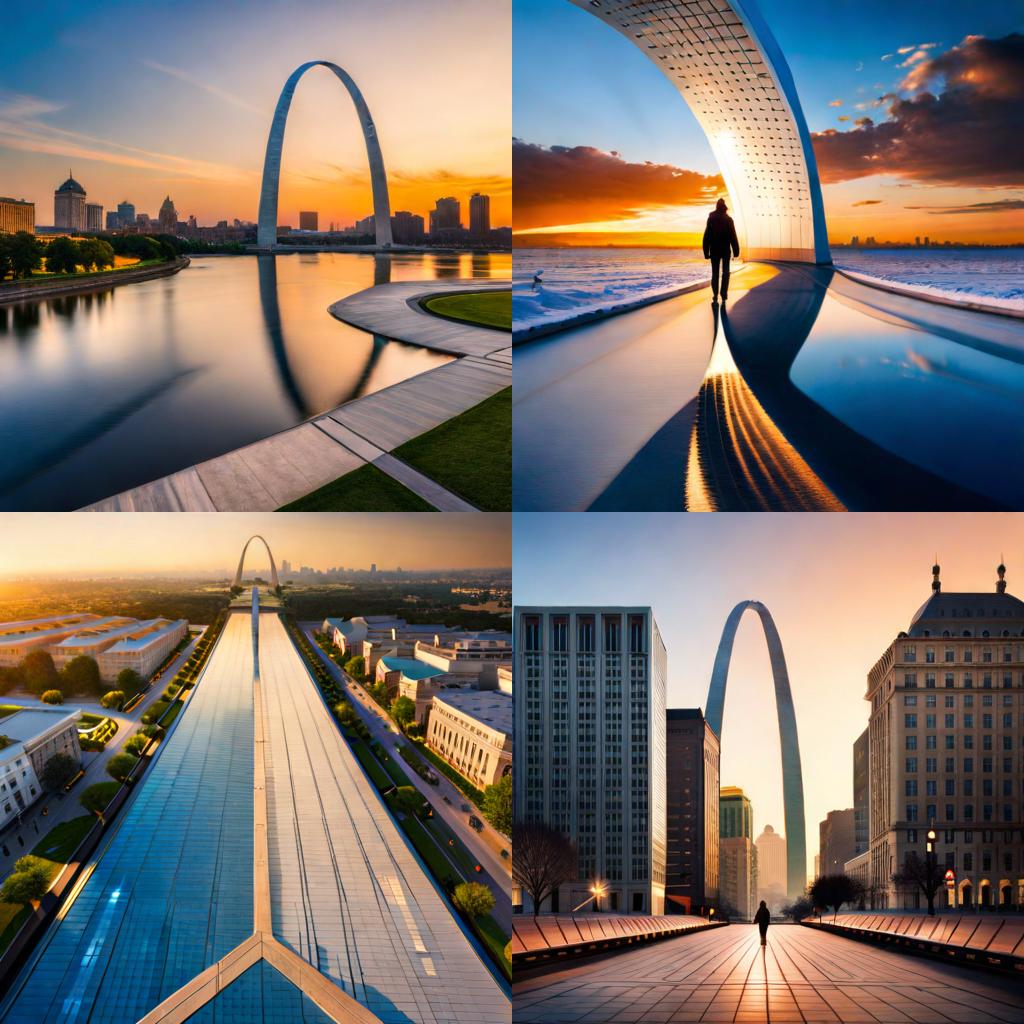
(514, 923, 1024, 1023)
(329, 279, 510, 356)
(85, 279, 510, 511)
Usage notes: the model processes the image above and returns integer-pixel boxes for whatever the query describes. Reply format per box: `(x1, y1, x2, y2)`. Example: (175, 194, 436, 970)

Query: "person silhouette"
(754, 900, 771, 946)
(702, 198, 740, 303)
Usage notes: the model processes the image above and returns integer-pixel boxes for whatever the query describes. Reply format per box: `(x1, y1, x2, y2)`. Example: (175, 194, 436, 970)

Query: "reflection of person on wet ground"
(702, 198, 740, 304)
(532, 270, 543, 291)
(754, 900, 771, 946)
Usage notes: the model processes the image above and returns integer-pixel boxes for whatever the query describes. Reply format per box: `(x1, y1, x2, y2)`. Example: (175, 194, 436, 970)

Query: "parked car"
(469, 815, 483, 832)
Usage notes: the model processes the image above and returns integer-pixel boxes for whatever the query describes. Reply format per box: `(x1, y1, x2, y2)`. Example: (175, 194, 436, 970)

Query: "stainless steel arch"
(569, 0, 831, 264)
(257, 61, 392, 249)
(706, 600, 807, 900)
(234, 535, 279, 589)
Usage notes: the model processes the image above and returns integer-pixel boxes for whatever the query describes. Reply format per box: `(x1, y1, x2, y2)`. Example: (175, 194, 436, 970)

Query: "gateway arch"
(257, 60, 392, 248)
(706, 600, 807, 900)
(570, 0, 831, 264)
(234, 535, 279, 589)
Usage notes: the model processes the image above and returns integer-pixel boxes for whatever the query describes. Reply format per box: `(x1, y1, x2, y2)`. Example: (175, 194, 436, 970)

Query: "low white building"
(414, 632, 512, 689)
(0, 614, 107, 667)
(497, 665, 512, 695)
(426, 690, 512, 789)
(376, 656, 448, 725)
(96, 619, 188, 680)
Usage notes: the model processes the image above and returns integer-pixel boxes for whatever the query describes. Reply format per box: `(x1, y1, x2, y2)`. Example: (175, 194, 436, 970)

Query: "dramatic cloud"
(837, 116, 850, 122)
(811, 34, 1024, 186)
(854, 117, 874, 127)
(906, 199, 1024, 214)
(852, 199, 883, 206)
(512, 140, 723, 229)
(829, 99, 843, 107)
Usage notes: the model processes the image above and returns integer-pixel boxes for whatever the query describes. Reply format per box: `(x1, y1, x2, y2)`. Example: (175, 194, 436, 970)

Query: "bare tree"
(513, 822, 578, 918)
(809, 873, 865, 923)
(892, 851, 942, 916)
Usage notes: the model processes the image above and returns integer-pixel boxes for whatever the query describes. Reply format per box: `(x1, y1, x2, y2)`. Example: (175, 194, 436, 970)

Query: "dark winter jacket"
(754, 906, 771, 929)
(703, 210, 740, 259)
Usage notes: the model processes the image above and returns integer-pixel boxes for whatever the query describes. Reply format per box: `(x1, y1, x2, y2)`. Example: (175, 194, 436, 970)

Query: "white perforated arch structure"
(571, 0, 831, 264)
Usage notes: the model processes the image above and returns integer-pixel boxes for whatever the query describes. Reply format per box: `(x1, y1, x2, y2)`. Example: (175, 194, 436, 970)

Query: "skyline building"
(53, 173, 86, 230)
(755, 824, 787, 908)
(819, 807, 856, 876)
(665, 708, 720, 914)
(391, 209, 426, 244)
(298, 210, 318, 231)
(720, 786, 757, 919)
(469, 191, 490, 237)
(853, 727, 870, 855)
(85, 202, 103, 231)
(117, 199, 135, 227)
(867, 562, 1024, 909)
(514, 607, 667, 914)
(430, 196, 461, 235)
(158, 194, 177, 232)
(0, 197, 34, 234)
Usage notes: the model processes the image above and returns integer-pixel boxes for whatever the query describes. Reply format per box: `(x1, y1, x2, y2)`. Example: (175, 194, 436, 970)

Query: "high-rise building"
(280, 560, 292, 577)
(915, 236, 921, 247)
(923, 236, 930, 247)
(299, 211, 318, 231)
(85, 203, 103, 231)
(514, 607, 667, 914)
(0, 197, 34, 234)
(867, 562, 1024, 909)
(354, 214, 375, 237)
(665, 709, 720, 914)
(158, 196, 177, 233)
(819, 808, 856, 876)
(853, 728, 869, 855)
(54, 173, 86, 230)
(430, 196, 461, 235)
(105, 211, 121, 231)
(117, 200, 135, 228)
(391, 211, 425, 244)
(754, 824, 787, 908)
(719, 787, 756, 919)
(370, 563, 377, 574)
(469, 193, 490, 238)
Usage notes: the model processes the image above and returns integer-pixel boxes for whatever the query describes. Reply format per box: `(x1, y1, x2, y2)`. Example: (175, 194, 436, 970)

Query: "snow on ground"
(834, 248, 1024, 314)
(513, 248, 713, 332)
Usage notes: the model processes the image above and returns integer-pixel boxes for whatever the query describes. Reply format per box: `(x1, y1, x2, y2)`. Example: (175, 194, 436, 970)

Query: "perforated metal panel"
(571, 0, 831, 263)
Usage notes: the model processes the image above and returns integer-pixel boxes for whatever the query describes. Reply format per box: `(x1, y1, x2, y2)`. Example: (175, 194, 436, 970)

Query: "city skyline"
(0, 513, 511, 577)
(2, 0, 511, 229)
(513, 0, 1023, 245)
(513, 512, 1024, 878)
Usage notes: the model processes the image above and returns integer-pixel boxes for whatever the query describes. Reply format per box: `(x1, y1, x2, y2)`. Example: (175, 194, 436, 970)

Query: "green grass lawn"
(423, 291, 511, 331)
(393, 387, 511, 511)
(348, 736, 394, 791)
(1, 259, 168, 289)
(475, 913, 512, 980)
(278, 463, 435, 512)
(159, 700, 184, 727)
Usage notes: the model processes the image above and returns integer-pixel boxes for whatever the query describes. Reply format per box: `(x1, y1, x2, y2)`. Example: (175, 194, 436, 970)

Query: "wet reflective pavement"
(512, 263, 1024, 510)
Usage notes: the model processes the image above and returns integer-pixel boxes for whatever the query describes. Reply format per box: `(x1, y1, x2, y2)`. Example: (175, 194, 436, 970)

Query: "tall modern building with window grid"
(514, 607, 667, 914)
(867, 563, 1024, 909)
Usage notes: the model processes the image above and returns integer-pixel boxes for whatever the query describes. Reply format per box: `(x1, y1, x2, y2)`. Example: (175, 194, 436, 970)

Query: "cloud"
(896, 45, 915, 55)
(856, 61, 864, 72)
(140, 60, 266, 116)
(897, 49, 931, 67)
(837, 116, 851, 122)
(907, 199, 1024, 214)
(852, 199, 882, 206)
(881, 54, 894, 61)
(829, 99, 843, 107)
(811, 34, 1024, 187)
(854, 117, 874, 127)
(512, 140, 724, 230)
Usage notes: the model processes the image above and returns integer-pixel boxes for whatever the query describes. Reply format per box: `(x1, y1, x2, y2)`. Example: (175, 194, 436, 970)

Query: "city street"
(0, 628, 203, 879)
(302, 625, 512, 928)
(513, 923, 1024, 1023)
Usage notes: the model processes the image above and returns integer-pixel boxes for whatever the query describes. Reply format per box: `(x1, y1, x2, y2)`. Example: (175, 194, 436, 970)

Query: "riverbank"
(0, 256, 189, 306)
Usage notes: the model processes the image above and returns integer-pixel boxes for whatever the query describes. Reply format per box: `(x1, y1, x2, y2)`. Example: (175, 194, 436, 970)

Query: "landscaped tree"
(124, 734, 149, 756)
(452, 881, 495, 919)
(781, 895, 815, 922)
(80, 781, 119, 822)
(892, 851, 943, 916)
(6, 231, 44, 279)
(44, 235, 81, 274)
(334, 702, 359, 730)
(344, 655, 365, 679)
(60, 654, 101, 695)
(39, 752, 77, 791)
(512, 822, 578, 917)
(391, 696, 416, 730)
(106, 752, 139, 782)
(115, 668, 145, 696)
(482, 775, 512, 835)
(0, 856, 51, 906)
(40, 689, 64, 705)
(393, 786, 423, 817)
(78, 237, 115, 271)
(20, 650, 59, 695)
(0, 665, 23, 694)
(809, 873, 865, 922)
(99, 690, 125, 710)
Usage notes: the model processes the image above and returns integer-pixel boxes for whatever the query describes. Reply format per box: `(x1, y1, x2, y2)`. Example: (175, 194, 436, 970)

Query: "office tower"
(85, 203, 103, 231)
(158, 196, 178, 233)
(0, 197, 34, 234)
(299, 211, 318, 231)
(719, 786, 756, 919)
(754, 824, 787, 907)
(867, 562, 1024, 909)
(391, 211, 425, 244)
(430, 196, 461, 235)
(54, 173, 86, 230)
(853, 728, 869, 854)
(819, 808, 856, 875)
(514, 607, 667, 914)
(469, 192, 490, 238)
(665, 709, 719, 913)
(117, 200, 135, 228)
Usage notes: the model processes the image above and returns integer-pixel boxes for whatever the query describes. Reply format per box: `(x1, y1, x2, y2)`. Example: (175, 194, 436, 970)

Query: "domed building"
(54, 172, 86, 231)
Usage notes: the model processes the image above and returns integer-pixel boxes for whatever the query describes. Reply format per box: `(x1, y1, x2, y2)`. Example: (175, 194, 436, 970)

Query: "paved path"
(513, 923, 1024, 1023)
(302, 627, 512, 931)
(85, 282, 511, 511)
(329, 279, 510, 356)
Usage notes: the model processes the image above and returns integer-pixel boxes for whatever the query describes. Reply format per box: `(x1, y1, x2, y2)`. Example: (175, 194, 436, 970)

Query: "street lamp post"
(571, 881, 608, 914)
(925, 826, 938, 916)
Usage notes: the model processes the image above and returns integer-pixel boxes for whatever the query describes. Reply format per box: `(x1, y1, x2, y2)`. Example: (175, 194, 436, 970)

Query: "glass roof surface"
(0, 613, 255, 1024)
(185, 961, 336, 1024)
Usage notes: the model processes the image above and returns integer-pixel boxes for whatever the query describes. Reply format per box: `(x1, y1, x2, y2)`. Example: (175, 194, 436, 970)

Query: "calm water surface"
(0, 251, 509, 509)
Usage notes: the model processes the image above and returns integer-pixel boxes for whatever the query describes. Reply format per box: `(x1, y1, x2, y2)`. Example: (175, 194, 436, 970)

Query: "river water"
(0, 251, 509, 510)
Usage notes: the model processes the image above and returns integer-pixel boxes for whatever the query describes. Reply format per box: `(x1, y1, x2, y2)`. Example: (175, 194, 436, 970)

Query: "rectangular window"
(906, 804, 919, 822)
(906, 735, 918, 750)
(628, 614, 645, 654)
(905, 757, 917, 773)
(945, 673, 955, 687)
(603, 616, 621, 653)
(926, 714, 936, 729)
(905, 780, 918, 796)
(905, 713, 917, 728)
(925, 757, 936, 772)
(578, 616, 595, 652)
(925, 673, 936, 689)
(904, 673, 917, 688)
(904, 695, 918, 707)
(945, 779, 955, 796)
(551, 616, 568, 652)
(926, 648, 936, 663)
(523, 615, 541, 651)
(945, 714, 955, 728)
(945, 649, 955, 663)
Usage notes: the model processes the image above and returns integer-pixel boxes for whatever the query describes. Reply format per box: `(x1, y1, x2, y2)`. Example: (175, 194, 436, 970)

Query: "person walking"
(754, 900, 771, 946)
(702, 198, 740, 303)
